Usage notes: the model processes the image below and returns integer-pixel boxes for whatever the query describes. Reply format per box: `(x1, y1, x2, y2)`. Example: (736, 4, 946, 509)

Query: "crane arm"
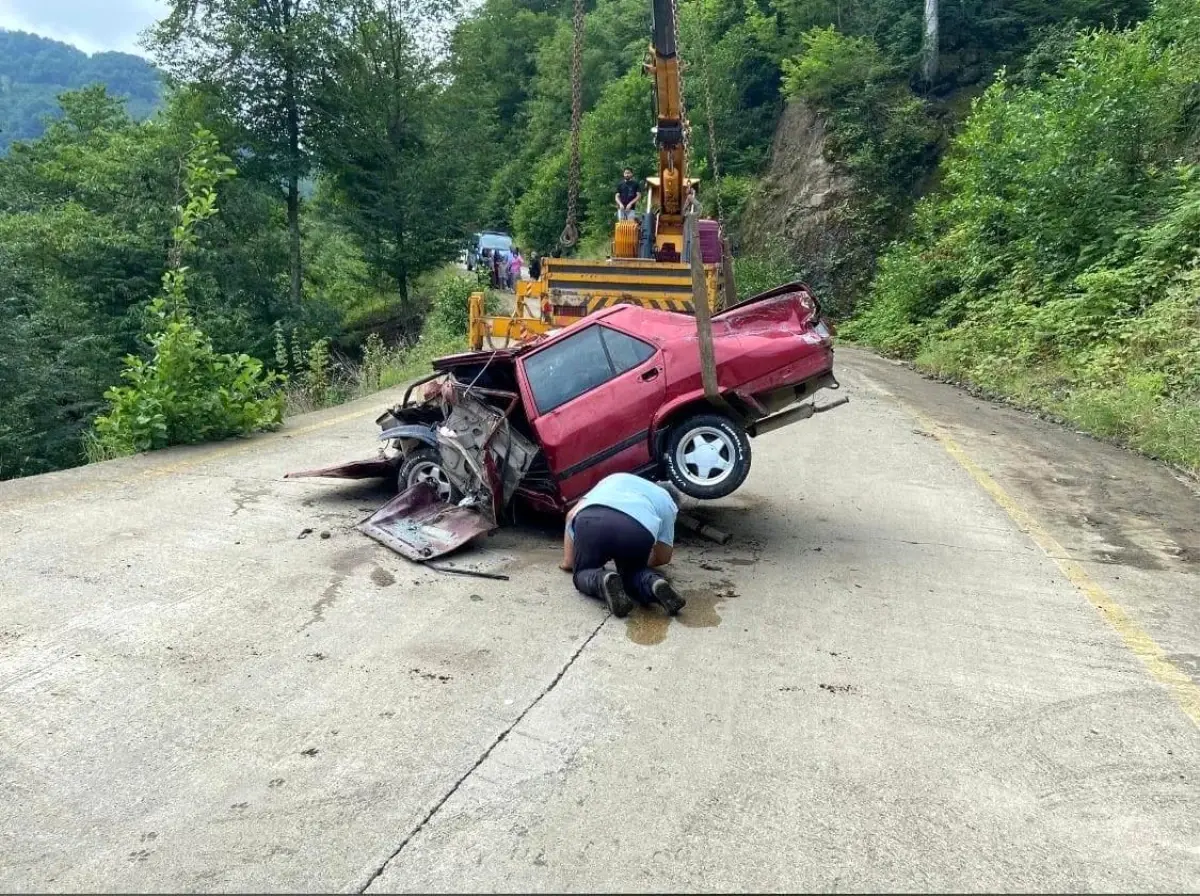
(646, 0, 688, 245)
(649, 0, 683, 147)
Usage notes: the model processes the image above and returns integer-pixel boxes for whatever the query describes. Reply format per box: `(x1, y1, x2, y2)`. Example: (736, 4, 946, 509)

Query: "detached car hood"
(358, 481, 494, 561)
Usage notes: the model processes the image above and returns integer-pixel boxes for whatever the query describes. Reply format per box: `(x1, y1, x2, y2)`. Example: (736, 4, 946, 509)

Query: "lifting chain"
(694, 0, 725, 225)
(669, 0, 693, 174)
(559, 0, 586, 250)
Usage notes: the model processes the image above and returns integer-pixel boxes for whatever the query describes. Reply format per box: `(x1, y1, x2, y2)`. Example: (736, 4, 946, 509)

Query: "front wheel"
(398, 447, 459, 503)
(661, 413, 752, 500)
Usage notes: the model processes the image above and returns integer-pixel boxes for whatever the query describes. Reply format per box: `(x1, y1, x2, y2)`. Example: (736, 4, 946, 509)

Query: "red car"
(290, 282, 846, 559)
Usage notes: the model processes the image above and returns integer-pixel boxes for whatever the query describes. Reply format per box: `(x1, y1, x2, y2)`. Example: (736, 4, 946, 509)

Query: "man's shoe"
(651, 578, 685, 616)
(601, 572, 634, 618)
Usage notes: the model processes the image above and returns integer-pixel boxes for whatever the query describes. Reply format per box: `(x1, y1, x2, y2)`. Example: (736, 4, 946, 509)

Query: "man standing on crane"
(615, 167, 642, 221)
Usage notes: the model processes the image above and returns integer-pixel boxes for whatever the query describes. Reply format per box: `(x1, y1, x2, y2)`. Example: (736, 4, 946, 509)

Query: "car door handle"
(641, 367, 661, 381)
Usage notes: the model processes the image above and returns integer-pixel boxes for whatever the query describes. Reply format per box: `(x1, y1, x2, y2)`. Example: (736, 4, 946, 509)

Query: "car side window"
(524, 326, 614, 414)
(600, 327, 655, 375)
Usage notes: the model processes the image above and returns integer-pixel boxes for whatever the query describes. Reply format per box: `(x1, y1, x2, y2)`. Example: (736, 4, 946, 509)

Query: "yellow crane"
(469, 0, 735, 350)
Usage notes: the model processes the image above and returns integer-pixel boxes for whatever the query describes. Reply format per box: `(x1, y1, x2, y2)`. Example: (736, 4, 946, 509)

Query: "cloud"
(0, 0, 166, 55)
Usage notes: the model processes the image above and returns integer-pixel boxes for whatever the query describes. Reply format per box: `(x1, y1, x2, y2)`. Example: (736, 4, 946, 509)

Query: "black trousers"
(572, 506, 663, 603)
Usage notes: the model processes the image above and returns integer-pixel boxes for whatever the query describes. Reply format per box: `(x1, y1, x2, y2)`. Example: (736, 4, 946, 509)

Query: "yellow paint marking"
(872, 377, 1200, 729)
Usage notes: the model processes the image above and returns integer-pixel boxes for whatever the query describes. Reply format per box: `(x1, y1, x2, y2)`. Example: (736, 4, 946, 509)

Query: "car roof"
(433, 306, 658, 370)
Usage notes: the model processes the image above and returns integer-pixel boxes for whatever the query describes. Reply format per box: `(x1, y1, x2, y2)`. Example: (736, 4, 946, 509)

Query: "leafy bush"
(92, 129, 283, 456)
(425, 271, 479, 340)
(733, 244, 804, 302)
(92, 307, 284, 455)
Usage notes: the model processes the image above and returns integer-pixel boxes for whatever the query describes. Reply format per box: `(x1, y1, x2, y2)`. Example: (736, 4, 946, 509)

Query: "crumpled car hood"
(358, 481, 495, 561)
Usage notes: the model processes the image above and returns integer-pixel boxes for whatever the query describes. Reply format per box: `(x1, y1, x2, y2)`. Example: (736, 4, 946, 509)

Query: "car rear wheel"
(399, 447, 459, 502)
(662, 413, 751, 500)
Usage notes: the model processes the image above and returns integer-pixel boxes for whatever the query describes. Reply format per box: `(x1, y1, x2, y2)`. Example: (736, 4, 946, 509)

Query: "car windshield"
(480, 233, 512, 251)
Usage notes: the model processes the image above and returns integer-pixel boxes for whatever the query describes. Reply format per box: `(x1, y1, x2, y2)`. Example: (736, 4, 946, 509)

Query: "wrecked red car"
(289, 282, 847, 559)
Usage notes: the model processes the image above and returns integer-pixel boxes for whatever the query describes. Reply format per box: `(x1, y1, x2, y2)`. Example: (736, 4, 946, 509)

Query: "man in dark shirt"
(615, 167, 642, 220)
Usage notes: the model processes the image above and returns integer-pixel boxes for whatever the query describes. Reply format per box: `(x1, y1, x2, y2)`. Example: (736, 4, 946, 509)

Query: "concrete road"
(2, 347, 1199, 893)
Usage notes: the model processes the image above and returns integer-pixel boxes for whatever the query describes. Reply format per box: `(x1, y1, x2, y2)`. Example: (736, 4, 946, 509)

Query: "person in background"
(528, 251, 542, 280)
(560, 472, 685, 618)
(480, 248, 493, 286)
(491, 248, 505, 289)
(508, 246, 524, 289)
(615, 167, 642, 221)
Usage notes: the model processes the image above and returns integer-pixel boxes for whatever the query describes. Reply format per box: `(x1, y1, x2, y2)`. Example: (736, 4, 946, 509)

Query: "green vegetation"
(0, 29, 161, 152)
(847, 0, 1200, 473)
(91, 129, 284, 458)
(279, 270, 476, 415)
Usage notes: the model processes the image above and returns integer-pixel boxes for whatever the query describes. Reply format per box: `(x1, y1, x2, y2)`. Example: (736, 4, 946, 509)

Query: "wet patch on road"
(230, 480, 272, 517)
(625, 579, 738, 646)
(371, 567, 396, 587)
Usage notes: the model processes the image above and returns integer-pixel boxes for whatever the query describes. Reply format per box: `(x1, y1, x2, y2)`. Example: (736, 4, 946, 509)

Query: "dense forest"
(0, 0, 1195, 481)
(0, 30, 162, 151)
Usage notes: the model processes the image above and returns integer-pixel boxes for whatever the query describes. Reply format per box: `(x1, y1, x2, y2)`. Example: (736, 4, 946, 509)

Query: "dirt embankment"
(739, 102, 855, 299)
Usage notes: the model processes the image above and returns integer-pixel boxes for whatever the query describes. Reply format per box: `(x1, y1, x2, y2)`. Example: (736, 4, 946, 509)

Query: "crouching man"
(560, 472, 685, 618)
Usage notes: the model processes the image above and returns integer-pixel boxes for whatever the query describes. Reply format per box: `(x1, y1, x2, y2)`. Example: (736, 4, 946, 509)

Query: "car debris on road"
(287, 282, 848, 562)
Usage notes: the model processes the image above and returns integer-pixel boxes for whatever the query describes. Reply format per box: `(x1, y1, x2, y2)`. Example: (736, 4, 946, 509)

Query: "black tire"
(661, 412, 752, 500)
(398, 447, 459, 502)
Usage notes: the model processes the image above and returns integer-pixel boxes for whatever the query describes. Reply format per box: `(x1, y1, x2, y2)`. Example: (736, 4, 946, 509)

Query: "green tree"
(92, 128, 284, 456)
(312, 0, 463, 302)
(151, 0, 331, 311)
(0, 85, 296, 478)
(579, 68, 656, 242)
(848, 2, 1200, 470)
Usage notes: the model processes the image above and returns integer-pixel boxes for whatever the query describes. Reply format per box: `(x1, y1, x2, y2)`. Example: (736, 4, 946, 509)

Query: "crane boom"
(645, 0, 689, 254)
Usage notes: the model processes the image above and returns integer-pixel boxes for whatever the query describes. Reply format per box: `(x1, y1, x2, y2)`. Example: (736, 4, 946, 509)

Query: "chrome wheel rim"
(675, 426, 736, 487)
(408, 461, 453, 501)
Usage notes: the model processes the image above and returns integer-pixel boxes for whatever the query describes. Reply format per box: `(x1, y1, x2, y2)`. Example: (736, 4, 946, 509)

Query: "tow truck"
(468, 0, 735, 351)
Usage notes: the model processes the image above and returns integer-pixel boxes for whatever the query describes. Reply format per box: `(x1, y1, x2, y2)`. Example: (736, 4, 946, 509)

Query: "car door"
(518, 322, 665, 501)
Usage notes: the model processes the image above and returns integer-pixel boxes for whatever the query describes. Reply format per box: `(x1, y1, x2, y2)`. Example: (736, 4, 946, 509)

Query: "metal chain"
(669, 0, 693, 174)
(694, 1, 725, 225)
(559, 0, 585, 250)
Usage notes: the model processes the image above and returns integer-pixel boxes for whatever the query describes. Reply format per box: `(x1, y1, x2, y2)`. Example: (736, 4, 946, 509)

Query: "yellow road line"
(871, 378, 1200, 729)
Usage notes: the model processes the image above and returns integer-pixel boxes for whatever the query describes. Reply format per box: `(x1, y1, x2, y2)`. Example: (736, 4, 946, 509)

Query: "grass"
(282, 268, 477, 416)
(900, 335, 1200, 477)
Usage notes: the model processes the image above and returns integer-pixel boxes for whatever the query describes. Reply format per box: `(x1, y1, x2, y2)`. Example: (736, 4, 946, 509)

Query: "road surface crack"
(355, 613, 611, 892)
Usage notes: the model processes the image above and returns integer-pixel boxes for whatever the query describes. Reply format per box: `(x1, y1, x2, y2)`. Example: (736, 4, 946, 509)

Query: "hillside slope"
(0, 29, 161, 151)
(846, 0, 1200, 474)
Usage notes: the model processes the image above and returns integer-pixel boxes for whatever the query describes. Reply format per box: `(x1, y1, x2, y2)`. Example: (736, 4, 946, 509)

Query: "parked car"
(289, 282, 846, 559)
(466, 231, 514, 271)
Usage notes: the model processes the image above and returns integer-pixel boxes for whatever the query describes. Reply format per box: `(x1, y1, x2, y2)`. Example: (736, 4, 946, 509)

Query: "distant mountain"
(0, 29, 162, 152)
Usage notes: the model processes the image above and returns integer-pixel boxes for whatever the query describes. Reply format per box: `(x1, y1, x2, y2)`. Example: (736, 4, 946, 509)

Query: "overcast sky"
(0, 0, 166, 55)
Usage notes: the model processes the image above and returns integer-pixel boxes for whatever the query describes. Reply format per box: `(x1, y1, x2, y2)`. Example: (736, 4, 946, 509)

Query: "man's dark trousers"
(572, 506, 663, 602)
